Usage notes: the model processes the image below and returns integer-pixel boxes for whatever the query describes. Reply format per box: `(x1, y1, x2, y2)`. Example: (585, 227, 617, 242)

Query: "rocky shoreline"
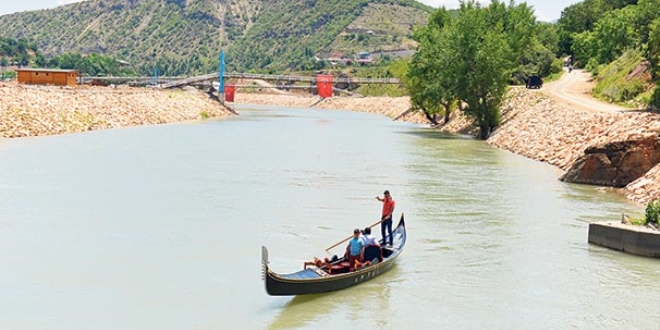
(487, 88, 660, 205)
(0, 82, 231, 137)
(2, 82, 659, 205)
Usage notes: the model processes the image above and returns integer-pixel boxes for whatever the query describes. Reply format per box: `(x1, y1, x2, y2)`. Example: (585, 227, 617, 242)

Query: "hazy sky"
(0, 0, 581, 22)
(418, 0, 582, 22)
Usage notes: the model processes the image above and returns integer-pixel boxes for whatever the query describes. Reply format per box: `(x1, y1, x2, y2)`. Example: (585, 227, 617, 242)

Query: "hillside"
(0, 0, 254, 75)
(0, 0, 430, 75)
(325, 3, 428, 55)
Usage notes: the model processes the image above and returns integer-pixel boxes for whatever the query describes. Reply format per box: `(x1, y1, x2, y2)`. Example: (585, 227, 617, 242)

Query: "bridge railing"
(80, 76, 183, 85)
(82, 73, 402, 89)
(223, 73, 401, 84)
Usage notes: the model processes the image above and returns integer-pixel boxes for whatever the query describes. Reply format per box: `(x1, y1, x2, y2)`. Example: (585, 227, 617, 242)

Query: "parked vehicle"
(525, 74, 543, 89)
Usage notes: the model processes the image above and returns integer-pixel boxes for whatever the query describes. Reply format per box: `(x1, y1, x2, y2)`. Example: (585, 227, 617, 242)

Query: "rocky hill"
(0, 0, 430, 75)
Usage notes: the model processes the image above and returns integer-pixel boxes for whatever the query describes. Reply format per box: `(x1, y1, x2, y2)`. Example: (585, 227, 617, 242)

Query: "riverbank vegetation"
(592, 50, 650, 107)
(396, 0, 660, 139)
(630, 199, 660, 227)
(404, 0, 560, 139)
(646, 200, 660, 226)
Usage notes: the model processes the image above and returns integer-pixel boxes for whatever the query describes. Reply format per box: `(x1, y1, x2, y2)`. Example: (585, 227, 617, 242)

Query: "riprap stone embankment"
(0, 82, 230, 138)
(483, 88, 660, 205)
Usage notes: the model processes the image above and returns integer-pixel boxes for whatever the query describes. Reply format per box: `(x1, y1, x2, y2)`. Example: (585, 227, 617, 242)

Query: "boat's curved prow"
(261, 246, 269, 282)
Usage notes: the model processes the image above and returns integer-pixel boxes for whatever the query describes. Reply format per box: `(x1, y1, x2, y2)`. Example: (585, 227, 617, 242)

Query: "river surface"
(0, 104, 658, 329)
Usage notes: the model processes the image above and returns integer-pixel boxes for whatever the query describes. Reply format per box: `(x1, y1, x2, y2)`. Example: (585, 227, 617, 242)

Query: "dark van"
(526, 74, 543, 89)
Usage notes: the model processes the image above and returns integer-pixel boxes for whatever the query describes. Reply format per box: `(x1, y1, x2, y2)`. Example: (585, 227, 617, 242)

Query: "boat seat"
(381, 248, 394, 258)
(364, 245, 383, 262)
(310, 266, 330, 277)
(329, 261, 351, 274)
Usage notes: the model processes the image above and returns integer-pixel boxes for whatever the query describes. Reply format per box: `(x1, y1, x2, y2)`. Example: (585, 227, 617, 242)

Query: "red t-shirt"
(382, 198, 395, 217)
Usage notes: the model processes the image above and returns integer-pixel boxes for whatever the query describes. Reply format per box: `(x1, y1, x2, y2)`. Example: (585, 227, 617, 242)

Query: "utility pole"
(219, 51, 225, 101)
(153, 67, 158, 86)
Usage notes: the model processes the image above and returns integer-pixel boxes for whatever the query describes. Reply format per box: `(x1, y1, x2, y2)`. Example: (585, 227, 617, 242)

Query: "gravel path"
(542, 69, 626, 113)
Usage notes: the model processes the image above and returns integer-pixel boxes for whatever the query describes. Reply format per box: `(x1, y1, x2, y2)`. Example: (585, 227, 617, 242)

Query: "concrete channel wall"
(588, 222, 660, 258)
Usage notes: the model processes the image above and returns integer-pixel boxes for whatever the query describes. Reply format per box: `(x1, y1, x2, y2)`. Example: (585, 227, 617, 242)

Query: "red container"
(225, 84, 236, 102)
(316, 75, 333, 98)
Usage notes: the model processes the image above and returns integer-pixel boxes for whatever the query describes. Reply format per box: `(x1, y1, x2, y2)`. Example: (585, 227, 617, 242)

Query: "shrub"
(645, 199, 660, 225)
(649, 86, 660, 110)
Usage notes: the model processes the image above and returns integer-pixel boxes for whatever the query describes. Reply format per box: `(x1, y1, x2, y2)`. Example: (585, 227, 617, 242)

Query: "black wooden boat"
(261, 214, 406, 296)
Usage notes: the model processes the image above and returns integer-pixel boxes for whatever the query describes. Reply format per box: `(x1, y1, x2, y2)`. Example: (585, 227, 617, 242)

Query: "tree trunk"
(477, 124, 490, 140)
(424, 111, 439, 126)
(443, 104, 451, 124)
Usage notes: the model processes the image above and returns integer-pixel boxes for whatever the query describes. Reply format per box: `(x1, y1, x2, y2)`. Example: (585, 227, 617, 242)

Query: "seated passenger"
(361, 227, 383, 262)
(361, 227, 379, 247)
(345, 228, 365, 271)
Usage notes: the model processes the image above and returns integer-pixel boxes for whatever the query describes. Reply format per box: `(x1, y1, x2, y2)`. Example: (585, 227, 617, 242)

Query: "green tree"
(48, 52, 135, 76)
(557, 0, 639, 57)
(406, 8, 458, 125)
(631, 0, 660, 47)
(571, 30, 598, 69)
(408, 0, 535, 139)
(536, 22, 560, 56)
(592, 7, 637, 64)
(648, 17, 660, 108)
(451, 1, 512, 139)
(35, 52, 47, 67)
(649, 18, 660, 80)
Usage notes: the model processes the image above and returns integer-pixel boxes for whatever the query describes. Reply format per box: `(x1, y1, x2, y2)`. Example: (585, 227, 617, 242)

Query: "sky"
(0, 0, 581, 22)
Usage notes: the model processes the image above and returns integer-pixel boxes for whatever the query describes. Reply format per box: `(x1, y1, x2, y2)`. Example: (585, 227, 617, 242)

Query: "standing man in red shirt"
(376, 190, 395, 247)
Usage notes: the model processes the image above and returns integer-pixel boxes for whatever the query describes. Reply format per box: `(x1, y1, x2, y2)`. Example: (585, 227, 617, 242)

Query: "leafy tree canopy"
(48, 52, 137, 76)
(407, 0, 541, 139)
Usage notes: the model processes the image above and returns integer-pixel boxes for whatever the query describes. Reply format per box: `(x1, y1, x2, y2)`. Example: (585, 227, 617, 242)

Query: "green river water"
(0, 104, 658, 329)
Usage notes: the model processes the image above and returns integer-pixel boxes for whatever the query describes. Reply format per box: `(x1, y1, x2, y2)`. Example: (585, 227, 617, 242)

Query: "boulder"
(561, 137, 660, 187)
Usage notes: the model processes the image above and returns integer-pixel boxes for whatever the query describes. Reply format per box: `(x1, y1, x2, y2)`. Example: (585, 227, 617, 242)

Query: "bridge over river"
(81, 73, 401, 90)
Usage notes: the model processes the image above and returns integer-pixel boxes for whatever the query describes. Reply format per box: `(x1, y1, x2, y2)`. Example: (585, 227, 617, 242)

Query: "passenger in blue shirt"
(346, 228, 365, 271)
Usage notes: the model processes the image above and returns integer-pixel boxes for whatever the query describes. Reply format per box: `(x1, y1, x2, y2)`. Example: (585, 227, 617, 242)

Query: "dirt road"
(541, 69, 625, 113)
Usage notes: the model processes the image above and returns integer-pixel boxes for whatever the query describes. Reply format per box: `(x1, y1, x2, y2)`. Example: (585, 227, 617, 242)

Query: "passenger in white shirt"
(361, 227, 379, 246)
(361, 227, 382, 263)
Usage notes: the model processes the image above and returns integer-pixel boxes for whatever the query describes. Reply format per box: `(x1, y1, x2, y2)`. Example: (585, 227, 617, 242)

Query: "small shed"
(16, 68, 78, 86)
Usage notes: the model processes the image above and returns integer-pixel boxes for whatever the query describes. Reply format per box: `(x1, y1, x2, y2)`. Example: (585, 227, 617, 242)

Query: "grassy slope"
(592, 50, 654, 108)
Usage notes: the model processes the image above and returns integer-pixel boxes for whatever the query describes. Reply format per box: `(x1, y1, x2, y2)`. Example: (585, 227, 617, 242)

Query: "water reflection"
(587, 244, 660, 284)
(267, 265, 399, 329)
(266, 294, 331, 330)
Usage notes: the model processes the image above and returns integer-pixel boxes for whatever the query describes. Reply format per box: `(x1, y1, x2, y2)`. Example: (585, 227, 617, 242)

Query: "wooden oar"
(325, 219, 384, 252)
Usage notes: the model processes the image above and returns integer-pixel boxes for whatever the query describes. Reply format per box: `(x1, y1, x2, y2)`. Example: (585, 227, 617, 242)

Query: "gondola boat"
(261, 214, 406, 296)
